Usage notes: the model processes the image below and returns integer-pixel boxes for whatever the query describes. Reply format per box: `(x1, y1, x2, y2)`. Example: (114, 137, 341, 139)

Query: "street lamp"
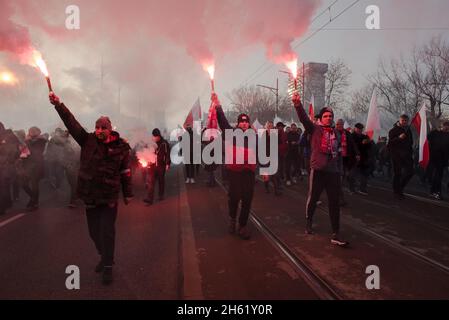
(257, 78, 279, 117)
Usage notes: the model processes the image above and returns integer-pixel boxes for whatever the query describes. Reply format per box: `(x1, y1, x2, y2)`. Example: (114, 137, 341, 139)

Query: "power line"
(242, 0, 361, 86)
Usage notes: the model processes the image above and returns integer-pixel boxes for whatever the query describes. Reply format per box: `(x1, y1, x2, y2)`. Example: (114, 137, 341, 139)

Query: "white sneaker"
(191, 178, 196, 184)
(286, 180, 292, 186)
(185, 178, 190, 184)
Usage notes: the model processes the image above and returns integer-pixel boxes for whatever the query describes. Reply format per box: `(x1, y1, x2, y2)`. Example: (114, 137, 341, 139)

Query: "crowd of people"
(1, 91, 448, 284)
(0, 122, 80, 215)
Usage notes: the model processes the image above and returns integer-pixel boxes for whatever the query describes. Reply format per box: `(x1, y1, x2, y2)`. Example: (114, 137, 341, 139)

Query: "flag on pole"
(183, 98, 202, 129)
(365, 88, 381, 140)
(411, 103, 430, 168)
(308, 95, 315, 120)
(252, 119, 263, 130)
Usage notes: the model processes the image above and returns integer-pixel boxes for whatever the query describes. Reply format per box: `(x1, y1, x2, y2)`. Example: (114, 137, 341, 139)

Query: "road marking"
(177, 168, 204, 300)
(0, 213, 26, 228)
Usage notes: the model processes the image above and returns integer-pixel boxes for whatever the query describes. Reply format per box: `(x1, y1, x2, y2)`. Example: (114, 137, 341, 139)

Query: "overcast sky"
(0, 0, 448, 134)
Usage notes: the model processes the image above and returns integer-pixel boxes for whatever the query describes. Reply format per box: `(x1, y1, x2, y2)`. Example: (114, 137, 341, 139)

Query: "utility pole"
(257, 78, 279, 117)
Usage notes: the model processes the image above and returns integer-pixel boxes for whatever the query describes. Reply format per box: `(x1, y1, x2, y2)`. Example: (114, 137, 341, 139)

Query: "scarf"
(338, 130, 347, 157)
(320, 126, 339, 159)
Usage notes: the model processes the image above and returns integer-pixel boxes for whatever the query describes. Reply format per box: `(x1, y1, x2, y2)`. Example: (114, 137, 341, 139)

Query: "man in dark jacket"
(336, 119, 359, 205)
(22, 126, 48, 211)
(286, 123, 301, 185)
(276, 122, 288, 181)
(214, 93, 256, 240)
(144, 128, 170, 205)
(292, 92, 348, 247)
(388, 114, 414, 199)
(0, 122, 20, 215)
(427, 121, 449, 200)
(349, 123, 374, 195)
(49, 92, 133, 285)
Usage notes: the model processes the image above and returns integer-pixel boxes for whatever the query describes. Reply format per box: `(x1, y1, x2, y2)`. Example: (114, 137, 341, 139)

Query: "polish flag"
(308, 95, 315, 120)
(183, 98, 202, 129)
(411, 103, 430, 168)
(365, 88, 381, 140)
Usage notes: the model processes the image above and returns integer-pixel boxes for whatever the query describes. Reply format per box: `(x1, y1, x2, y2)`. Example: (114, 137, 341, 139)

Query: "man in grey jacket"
(292, 92, 348, 247)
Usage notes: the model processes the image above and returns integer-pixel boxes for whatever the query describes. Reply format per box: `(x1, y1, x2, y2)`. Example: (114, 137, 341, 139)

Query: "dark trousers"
(65, 169, 78, 203)
(0, 175, 12, 214)
(348, 166, 369, 192)
(392, 156, 414, 194)
(147, 166, 166, 201)
(22, 175, 41, 205)
(286, 153, 299, 181)
(185, 164, 195, 179)
(429, 160, 446, 194)
(306, 169, 341, 234)
(228, 170, 255, 227)
(278, 155, 286, 180)
(86, 204, 118, 266)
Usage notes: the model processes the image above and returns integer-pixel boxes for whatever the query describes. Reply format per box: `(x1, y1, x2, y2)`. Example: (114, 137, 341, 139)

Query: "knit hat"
(318, 107, 334, 120)
(237, 113, 250, 124)
(152, 128, 161, 137)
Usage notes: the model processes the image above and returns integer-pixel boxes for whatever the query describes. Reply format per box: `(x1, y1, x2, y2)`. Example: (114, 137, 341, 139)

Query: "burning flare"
(139, 159, 148, 168)
(286, 59, 298, 79)
(0, 71, 18, 85)
(202, 62, 215, 92)
(31, 50, 49, 77)
(206, 64, 215, 80)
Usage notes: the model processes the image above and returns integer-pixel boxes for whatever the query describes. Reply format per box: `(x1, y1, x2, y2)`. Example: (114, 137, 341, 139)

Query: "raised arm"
(211, 93, 232, 130)
(292, 92, 314, 134)
(49, 93, 88, 146)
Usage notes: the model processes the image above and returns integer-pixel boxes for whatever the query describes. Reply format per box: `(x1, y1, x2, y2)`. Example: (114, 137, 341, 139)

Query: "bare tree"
(226, 85, 276, 123)
(325, 58, 352, 111)
(406, 36, 449, 123)
(369, 57, 422, 118)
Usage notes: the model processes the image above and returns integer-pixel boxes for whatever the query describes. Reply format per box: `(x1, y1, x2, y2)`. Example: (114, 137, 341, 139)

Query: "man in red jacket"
(213, 93, 256, 240)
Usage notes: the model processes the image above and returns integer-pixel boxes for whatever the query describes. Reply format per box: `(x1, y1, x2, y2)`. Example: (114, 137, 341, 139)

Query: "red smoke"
(0, 0, 33, 58)
(1, 0, 319, 67)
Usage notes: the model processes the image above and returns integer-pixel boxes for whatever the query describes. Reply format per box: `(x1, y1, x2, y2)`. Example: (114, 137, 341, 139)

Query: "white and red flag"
(365, 88, 381, 140)
(411, 103, 430, 168)
(308, 95, 315, 120)
(183, 98, 202, 129)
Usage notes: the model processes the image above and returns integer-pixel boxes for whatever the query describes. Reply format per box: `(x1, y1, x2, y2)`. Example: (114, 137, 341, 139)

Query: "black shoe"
(26, 204, 38, 212)
(95, 261, 104, 273)
(394, 192, 405, 200)
(305, 219, 314, 234)
(143, 198, 153, 205)
(238, 226, 251, 240)
(158, 196, 164, 201)
(102, 266, 113, 285)
(331, 235, 349, 247)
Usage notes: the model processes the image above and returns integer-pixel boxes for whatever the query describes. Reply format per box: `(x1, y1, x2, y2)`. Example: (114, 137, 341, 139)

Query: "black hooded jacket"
(54, 103, 133, 205)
